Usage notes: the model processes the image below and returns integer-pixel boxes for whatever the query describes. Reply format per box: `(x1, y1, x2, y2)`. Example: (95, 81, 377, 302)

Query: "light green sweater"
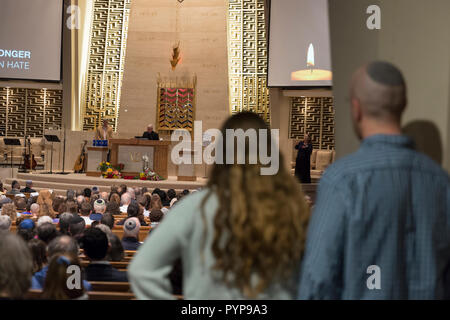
(128, 188, 299, 299)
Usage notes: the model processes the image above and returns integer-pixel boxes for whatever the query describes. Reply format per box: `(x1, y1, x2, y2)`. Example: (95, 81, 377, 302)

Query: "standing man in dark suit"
(142, 124, 159, 140)
(81, 228, 128, 282)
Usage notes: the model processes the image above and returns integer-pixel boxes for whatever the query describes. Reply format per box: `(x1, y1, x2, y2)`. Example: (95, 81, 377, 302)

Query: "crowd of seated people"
(0, 62, 449, 301)
(0, 181, 191, 299)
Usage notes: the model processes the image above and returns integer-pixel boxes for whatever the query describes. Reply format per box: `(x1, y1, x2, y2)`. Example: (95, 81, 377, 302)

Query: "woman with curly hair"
(36, 190, 57, 219)
(129, 112, 310, 299)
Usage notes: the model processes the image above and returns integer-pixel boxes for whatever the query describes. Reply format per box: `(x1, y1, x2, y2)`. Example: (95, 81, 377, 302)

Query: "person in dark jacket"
(294, 134, 313, 183)
(142, 124, 159, 140)
(81, 228, 128, 282)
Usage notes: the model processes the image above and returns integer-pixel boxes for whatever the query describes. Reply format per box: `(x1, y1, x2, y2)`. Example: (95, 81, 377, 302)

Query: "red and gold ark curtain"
(156, 77, 196, 132)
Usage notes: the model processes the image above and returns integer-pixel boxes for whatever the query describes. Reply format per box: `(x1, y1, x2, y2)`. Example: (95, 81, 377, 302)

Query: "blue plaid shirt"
(298, 134, 450, 299)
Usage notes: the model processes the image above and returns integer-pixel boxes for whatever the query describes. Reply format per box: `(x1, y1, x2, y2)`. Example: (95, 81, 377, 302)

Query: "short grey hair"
(0, 215, 12, 231)
(47, 235, 79, 259)
(30, 203, 40, 214)
(37, 215, 53, 227)
(96, 224, 113, 237)
(0, 233, 33, 298)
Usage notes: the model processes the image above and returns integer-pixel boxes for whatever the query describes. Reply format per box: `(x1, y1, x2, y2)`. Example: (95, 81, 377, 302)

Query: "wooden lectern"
(109, 139, 170, 179)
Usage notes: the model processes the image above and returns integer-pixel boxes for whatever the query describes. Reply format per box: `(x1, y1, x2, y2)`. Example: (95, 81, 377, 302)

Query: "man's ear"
(351, 98, 362, 123)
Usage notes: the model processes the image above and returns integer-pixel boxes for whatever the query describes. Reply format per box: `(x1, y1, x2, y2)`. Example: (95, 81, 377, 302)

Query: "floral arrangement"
(122, 168, 163, 181)
(98, 162, 123, 179)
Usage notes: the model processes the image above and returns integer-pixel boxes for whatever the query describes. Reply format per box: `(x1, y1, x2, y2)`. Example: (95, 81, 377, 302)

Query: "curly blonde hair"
(37, 190, 57, 218)
(201, 112, 310, 298)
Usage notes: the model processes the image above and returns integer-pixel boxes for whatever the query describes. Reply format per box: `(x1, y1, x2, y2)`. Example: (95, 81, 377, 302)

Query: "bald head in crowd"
(123, 217, 140, 239)
(350, 61, 407, 139)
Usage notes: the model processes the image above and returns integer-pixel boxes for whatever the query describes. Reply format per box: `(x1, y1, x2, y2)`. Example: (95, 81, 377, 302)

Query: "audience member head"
(79, 202, 92, 217)
(37, 222, 58, 244)
(81, 228, 109, 261)
(52, 196, 65, 213)
(119, 184, 128, 196)
(0, 215, 12, 232)
(149, 209, 164, 223)
(105, 201, 120, 215)
(121, 192, 131, 206)
(11, 180, 20, 190)
(1, 203, 17, 221)
(110, 185, 119, 194)
(58, 212, 73, 235)
(66, 189, 75, 201)
(47, 235, 79, 259)
(203, 111, 309, 298)
(127, 201, 140, 218)
(0, 233, 33, 298)
(14, 197, 27, 212)
(28, 238, 48, 273)
(68, 215, 85, 238)
(100, 191, 109, 201)
(96, 224, 113, 237)
(30, 203, 40, 216)
(42, 254, 85, 300)
(25, 180, 33, 189)
(150, 194, 163, 210)
(17, 218, 36, 242)
(76, 195, 85, 207)
(107, 234, 125, 262)
(123, 217, 140, 239)
(37, 190, 57, 218)
(65, 200, 78, 215)
(83, 188, 92, 199)
(167, 189, 176, 201)
(108, 192, 120, 204)
(93, 199, 106, 214)
(37, 215, 53, 227)
(350, 61, 407, 140)
(101, 213, 115, 230)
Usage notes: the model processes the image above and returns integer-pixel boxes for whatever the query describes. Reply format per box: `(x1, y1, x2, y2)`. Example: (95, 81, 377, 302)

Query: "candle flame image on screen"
(307, 43, 315, 68)
(291, 43, 332, 81)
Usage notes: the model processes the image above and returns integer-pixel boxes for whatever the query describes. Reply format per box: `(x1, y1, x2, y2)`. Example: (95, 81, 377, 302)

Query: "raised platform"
(5, 172, 207, 196)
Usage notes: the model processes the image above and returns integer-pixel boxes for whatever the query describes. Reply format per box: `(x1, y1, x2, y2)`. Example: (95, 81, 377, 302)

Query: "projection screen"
(268, 0, 333, 87)
(0, 0, 63, 81)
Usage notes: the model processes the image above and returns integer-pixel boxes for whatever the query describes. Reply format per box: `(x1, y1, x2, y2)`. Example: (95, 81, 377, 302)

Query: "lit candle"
(291, 43, 332, 81)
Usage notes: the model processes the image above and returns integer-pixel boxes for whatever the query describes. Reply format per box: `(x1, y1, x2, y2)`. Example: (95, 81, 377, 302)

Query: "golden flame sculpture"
(170, 42, 181, 70)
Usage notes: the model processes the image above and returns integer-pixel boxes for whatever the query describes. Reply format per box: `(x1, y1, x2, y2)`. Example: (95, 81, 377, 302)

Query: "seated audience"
(298, 61, 450, 299)
(129, 112, 309, 299)
(121, 217, 141, 251)
(20, 180, 36, 193)
(6, 180, 21, 195)
(0, 233, 33, 299)
(149, 209, 164, 228)
(29, 203, 40, 218)
(81, 228, 128, 282)
(0, 215, 11, 232)
(42, 254, 88, 300)
(66, 189, 76, 201)
(150, 194, 168, 215)
(37, 215, 53, 227)
(100, 191, 109, 201)
(117, 201, 147, 226)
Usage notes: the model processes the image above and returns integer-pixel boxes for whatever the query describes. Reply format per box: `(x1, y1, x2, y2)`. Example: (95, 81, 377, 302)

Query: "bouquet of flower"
(139, 168, 163, 181)
(98, 162, 122, 179)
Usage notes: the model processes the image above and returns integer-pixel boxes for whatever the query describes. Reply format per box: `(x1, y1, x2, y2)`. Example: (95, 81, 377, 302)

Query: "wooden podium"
(109, 139, 170, 179)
